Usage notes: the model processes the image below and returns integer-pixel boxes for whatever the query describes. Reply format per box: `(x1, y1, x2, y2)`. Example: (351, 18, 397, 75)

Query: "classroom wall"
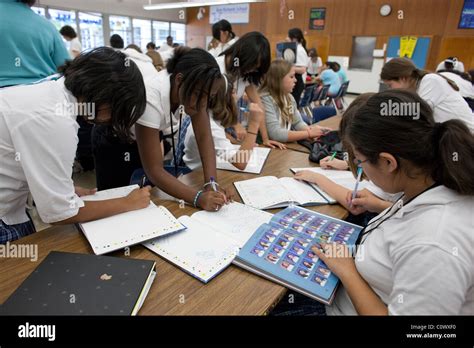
(186, 0, 473, 74)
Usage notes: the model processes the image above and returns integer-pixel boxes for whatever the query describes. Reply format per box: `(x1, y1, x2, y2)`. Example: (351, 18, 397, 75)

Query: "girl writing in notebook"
(0, 48, 150, 243)
(134, 47, 233, 212)
(315, 90, 474, 315)
(294, 94, 400, 217)
(216, 31, 285, 149)
(260, 59, 331, 144)
(183, 78, 264, 171)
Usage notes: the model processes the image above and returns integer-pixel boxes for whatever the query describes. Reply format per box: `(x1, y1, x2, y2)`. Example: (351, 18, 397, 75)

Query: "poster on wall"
(209, 4, 250, 24)
(309, 8, 326, 30)
(400, 36, 418, 59)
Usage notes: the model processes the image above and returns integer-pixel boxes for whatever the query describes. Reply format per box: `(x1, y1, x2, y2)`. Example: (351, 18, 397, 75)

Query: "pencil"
(350, 167, 363, 208)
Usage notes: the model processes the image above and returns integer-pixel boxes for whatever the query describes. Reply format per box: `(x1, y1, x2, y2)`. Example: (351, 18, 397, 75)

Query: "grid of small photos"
(250, 208, 358, 287)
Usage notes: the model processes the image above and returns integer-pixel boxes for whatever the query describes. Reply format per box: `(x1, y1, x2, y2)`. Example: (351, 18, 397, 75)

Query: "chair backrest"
(317, 85, 330, 101)
(299, 85, 315, 108)
(337, 81, 350, 98)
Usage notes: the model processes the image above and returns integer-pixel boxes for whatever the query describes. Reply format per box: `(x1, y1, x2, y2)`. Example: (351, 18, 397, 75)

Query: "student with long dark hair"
(217, 31, 285, 149)
(314, 90, 474, 315)
(134, 47, 232, 212)
(288, 28, 308, 105)
(0, 47, 150, 243)
(381, 58, 473, 131)
(210, 19, 237, 57)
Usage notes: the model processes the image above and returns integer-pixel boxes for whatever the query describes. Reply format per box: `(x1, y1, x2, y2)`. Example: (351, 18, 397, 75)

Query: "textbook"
(79, 185, 185, 255)
(234, 176, 330, 209)
(233, 206, 363, 305)
(143, 202, 273, 283)
(216, 146, 271, 174)
(0, 251, 156, 315)
(290, 167, 370, 203)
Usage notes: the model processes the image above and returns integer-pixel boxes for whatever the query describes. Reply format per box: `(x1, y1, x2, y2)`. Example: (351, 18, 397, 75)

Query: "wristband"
(203, 181, 220, 190)
(247, 131, 258, 136)
(193, 190, 203, 208)
(306, 128, 312, 139)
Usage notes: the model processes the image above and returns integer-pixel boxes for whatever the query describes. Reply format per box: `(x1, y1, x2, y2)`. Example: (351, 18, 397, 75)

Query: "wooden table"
(0, 150, 348, 315)
(285, 114, 342, 154)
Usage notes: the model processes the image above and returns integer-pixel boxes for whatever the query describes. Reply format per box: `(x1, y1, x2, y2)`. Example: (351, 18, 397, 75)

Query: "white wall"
(329, 55, 385, 94)
(38, 0, 184, 22)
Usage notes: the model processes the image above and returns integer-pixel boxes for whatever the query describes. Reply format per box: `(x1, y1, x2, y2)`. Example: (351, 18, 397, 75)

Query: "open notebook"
(78, 185, 185, 255)
(233, 206, 363, 305)
(216, 146, 271, 174)
(143, 202, 273, 283)
(290, 167, 370, 203)
(234, 176, 330, 210)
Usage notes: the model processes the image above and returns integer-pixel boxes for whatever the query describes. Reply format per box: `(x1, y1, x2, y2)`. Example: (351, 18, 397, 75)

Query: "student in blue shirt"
(0, 0, 70, 87)
(330, 62, 349, 84)
(316, 62, 342, 97)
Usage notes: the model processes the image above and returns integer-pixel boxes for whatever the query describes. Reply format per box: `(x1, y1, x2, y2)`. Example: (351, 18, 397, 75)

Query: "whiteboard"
(209, 4, 250, 24)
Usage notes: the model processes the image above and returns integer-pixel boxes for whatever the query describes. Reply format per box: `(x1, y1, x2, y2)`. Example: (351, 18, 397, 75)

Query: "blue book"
(233, 206, 363, 305)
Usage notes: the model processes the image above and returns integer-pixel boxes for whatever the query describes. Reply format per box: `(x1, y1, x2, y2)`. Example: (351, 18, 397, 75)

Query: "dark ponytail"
(381, 57, 459, 92)
(346, 89, 474, 195)
(212, 20, 236, 41)
(288, 28, 307, 52)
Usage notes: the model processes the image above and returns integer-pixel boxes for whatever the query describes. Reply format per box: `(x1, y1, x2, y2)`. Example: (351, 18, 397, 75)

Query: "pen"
(210, 176, 218, 192)
(140, 175, 147, 188)
(239, 106, 249, 113)
(329, 151, 337, 161)
(350, 167, 363, 208)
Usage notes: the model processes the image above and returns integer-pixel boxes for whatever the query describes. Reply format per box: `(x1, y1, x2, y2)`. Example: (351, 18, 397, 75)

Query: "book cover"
(0, 251, 156, 315)
(234, 206, 363, 304)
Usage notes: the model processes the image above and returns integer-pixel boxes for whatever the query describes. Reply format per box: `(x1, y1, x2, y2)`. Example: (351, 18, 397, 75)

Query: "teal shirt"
(320, 69, 342, 96)
(337, 69, 348, 84)
(0, 0, 70, 87)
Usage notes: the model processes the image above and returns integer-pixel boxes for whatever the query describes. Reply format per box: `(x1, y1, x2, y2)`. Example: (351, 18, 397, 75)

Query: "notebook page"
(190, 202, 273, 247)
(234, 176, 293, 209)
(143, 216, 239, 283)
(279, 177, 329, 205)
(291, 167, 370, 190)
(80, 186, 184, 255)
(217, 147, 271, 174)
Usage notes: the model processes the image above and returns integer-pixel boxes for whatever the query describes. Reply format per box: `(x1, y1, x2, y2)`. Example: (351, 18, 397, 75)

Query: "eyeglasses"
(352, 158, 369, 167)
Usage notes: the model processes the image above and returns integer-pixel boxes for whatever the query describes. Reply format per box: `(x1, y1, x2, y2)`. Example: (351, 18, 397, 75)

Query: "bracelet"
(193, 190, 203, 208)
(306, 128, 312, 139)
(203, 181, 220, 190)
(247, 131, 258, 136)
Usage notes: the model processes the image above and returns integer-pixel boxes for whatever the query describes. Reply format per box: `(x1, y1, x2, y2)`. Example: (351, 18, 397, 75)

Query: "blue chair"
(299, 85, 315, 123)
(311, 85, 330, 108)
(312, 106, 337, 123)
(329, 81, 350, 111)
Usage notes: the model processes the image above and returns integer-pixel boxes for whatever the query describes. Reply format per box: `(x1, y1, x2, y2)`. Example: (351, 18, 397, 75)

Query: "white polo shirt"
(183, 117, 238, 170)
(215, 55, 250, 100)
(0, 77, 84, 225)
(327, 185, 474, 315)
(418, 74, 473, 132)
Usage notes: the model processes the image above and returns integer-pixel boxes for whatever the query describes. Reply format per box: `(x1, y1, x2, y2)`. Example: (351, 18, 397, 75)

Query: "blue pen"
(350, 167, 363, 208)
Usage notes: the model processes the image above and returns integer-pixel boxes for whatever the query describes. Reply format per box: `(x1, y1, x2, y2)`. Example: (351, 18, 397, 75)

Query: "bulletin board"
(386, 36, 431, 69)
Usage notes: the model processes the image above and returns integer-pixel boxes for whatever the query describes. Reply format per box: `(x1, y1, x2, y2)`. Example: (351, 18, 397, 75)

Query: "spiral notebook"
(143, 202, 273, 283)
(78, 185, 185, 255)
(233, 206, 363, 305)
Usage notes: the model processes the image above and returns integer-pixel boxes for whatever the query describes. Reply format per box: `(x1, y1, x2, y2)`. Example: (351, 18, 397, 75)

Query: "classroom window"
(79, 12, 104, 51)
(152, 21, 170, 47)
(132, 19, 152, 52)
(48, 9, 78, 33)
(349, 36, 376, 71)
(110, 15, 132, 47)
(170, 22, 186, 45)
(31, 6, 46, 17)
